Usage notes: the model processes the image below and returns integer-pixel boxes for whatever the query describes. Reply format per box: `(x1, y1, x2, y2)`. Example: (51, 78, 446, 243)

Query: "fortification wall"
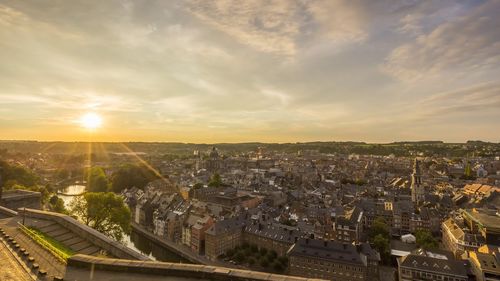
(19, 208, 148, 260)
(66, 254, 323, 281)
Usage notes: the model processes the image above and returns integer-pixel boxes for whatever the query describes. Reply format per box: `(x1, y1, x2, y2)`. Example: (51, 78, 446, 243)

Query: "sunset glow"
(79, 113, 102, 130)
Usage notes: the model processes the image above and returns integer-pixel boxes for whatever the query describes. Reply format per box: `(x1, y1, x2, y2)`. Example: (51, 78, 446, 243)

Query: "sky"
(0, 0, 499, 143)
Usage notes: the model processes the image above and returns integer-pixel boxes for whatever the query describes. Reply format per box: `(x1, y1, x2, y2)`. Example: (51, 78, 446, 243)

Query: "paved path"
(0, 217, 66, 280)
(0, 238, 34, 281)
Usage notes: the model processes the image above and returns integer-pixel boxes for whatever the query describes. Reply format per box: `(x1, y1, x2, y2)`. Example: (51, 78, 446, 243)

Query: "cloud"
(0, 1, 498, 142)
(185, 0, 369, 56)
(382, 1, 500, 81)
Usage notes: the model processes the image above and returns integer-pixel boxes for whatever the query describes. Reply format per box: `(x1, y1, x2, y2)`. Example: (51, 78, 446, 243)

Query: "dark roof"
(244, 223, 302, 244)
(206, 215, 246, 235)
(399, 252, 467, 277)
(288, 238, 368, 266)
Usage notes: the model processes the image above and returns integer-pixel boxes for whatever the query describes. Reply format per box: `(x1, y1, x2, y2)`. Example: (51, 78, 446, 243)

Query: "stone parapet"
(18, 208, 148, 260)
(66, 254, 325, 281)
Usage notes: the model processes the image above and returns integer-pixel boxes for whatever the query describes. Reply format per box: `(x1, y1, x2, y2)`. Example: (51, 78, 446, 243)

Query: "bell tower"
(411, 158, 424, 205)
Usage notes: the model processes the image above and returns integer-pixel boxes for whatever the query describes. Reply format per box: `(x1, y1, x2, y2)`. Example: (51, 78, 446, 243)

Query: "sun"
(80, 112, 102, 129)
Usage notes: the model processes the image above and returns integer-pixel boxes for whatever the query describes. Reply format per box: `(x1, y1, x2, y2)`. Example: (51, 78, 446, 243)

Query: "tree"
(192, 183, 203, 189)
(259, 256, 269, 268)
(372, 234, 390, 264)
(208, 173, 222, 187)
(110, 164, 159, 193)
(87, 167, 109, 192)
(49, 195, 67, 214)
(415, 229, 439, 249)
(278, 256, 288, 265)
(267, 250, 277, 260)
(226, 249, 235, 258)
(273, 261, 284, 272)
(259, 248, 268, 256)
(235, 251, 246, 263)
(369, 217, 391, 265)
(0, 160, 39, 187)
(69, 192, 131, 241)
(369, 217, 390, 240)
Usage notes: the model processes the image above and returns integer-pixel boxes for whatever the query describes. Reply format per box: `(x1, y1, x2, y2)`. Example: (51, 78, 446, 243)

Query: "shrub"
(226, 249, 235, 257)
(267, 250, 277, 260)
(259, 257, 269, 268)
(244, 247, 253, 256)
(278, 256, 288, 265)
(250, 244, 258, 252)
(273, 261, 284, 272)
(235, 251, 246, 263)
(248, 257, 256, 266)
(259, 248, 268, 256)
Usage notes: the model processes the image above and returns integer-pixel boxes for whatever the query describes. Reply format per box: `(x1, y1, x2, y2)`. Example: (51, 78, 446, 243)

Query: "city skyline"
(1, 0, 499, 143)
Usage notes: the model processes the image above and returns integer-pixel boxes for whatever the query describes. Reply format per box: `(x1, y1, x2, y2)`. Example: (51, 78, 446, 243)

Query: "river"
(58, 184, 189, 263)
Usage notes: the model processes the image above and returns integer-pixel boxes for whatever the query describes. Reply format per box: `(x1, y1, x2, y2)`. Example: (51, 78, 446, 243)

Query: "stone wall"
(1, 190, 41, 210)
(66, 254, 324, 281)
(0, 205, 18, 218)
(19, 208, 148, 260)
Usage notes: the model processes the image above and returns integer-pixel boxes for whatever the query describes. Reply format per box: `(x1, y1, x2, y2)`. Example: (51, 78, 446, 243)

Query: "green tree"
(369, 217, 390, 240)
(278, 256, 288, 265)
(372, 234, 390, 264)
(267, 250, 277, 260)
(259, 248, 268, 256)
(86, 167, 109, 192)
(0, 160, 39, 187)
(69, 192, 131, 241)
(49, 195, 67, 214)
(208, 173, 222, 187)
(192, 183, 203, 189)
(259, 256, 269, 268)
(272, 261, 284, 272)
(226, 249, 235, 258)
(235, 251, 246, 263)
(110, 164, 159, 193)
(56, 169, 69, 181)
(415, 229, 439, 249)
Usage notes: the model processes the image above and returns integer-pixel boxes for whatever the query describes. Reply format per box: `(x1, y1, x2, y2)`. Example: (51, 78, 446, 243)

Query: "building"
(205, 216, 246, 261)
(243, 221, 301, 256)
(411, 159, 424, 206)
(442, 217, 485, 257)
(334, 206, 363, 243)
(462, 208, 500, 246)
(190, 215, 214, 255)
(397, 249, 468, 281)
(468, 245, 500, 281)
(288, 238, 380, 281)
(443, 208, 500, 258)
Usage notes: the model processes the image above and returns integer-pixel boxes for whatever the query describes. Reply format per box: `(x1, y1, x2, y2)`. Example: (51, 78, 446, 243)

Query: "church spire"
(411, 158, 424, 206)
